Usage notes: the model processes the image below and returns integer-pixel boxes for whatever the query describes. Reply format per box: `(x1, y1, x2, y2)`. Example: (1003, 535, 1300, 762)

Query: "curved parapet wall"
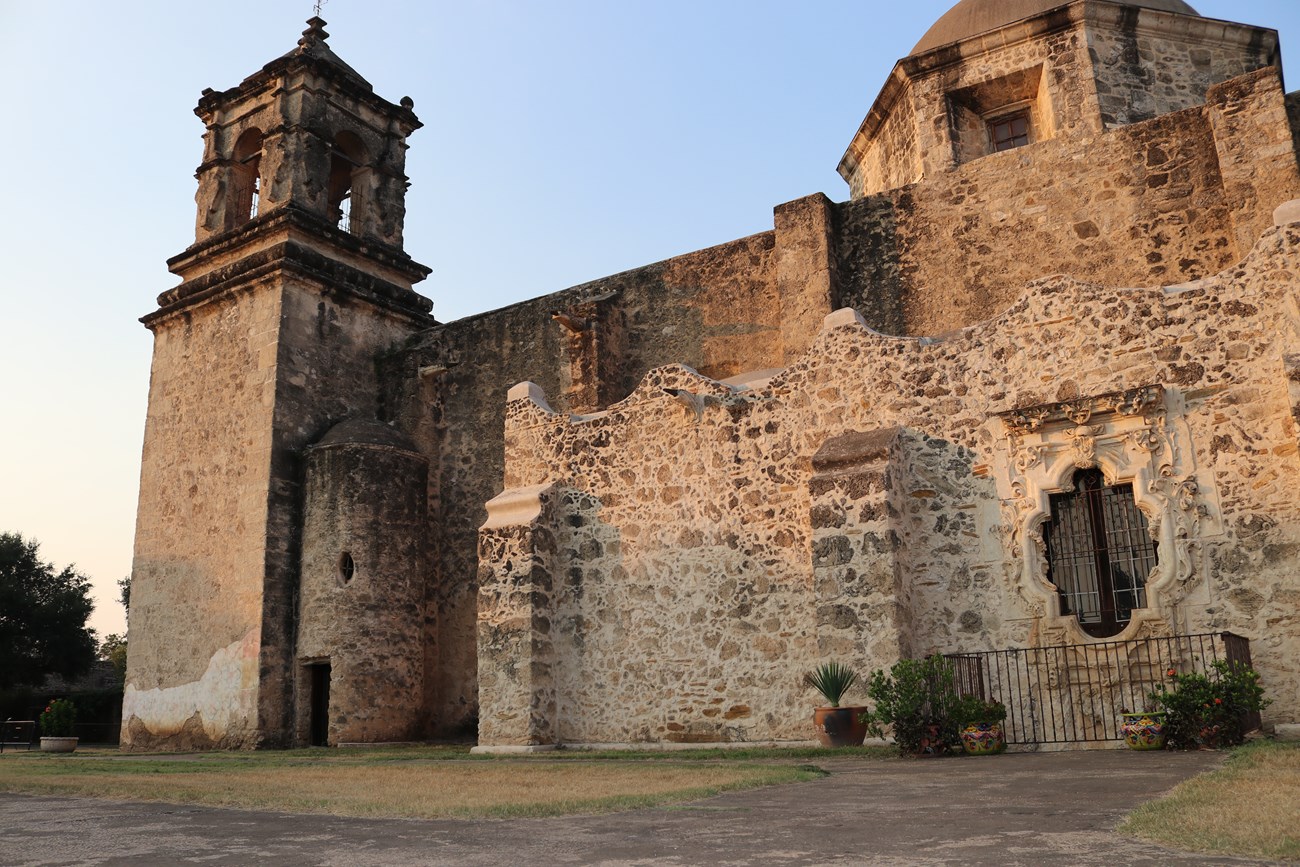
(478, 217, 1300, 747)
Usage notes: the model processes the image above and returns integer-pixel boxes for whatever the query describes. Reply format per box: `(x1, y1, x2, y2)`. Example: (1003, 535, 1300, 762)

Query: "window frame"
(1043, 467, 1159, 638)
(987, 109, 1032, 153)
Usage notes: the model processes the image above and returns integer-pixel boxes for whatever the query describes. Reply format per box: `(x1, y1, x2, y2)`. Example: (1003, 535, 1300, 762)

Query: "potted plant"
(955, 697, 1008, 755)
(1146, 661, 1270, 750)
(860, 655, 961, 757)
(39, 699, 78, 753)
(804, 662, 868, 747)
(1119, 705, 1168, 751)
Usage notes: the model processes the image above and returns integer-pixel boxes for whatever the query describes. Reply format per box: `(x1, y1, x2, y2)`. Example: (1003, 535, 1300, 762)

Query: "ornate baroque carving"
(994, 385, 1207, 642)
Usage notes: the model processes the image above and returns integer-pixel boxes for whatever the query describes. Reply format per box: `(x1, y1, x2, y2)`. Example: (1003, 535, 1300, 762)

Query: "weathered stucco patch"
(121, 630, 260, 749)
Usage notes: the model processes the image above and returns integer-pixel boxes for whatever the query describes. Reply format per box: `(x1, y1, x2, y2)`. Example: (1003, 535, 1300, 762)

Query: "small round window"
(337, 552, 355, 585)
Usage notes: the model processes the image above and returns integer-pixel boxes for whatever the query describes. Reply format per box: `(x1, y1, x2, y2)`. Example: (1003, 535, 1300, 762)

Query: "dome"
(912, 0, 1200, 55)
(314, 418, 419, 452)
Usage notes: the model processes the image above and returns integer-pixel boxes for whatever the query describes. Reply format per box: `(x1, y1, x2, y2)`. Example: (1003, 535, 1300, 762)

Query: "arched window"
(1043, 468, 1158, 638)
(230, 128, 263, 228)
(328, 131, 368, 234)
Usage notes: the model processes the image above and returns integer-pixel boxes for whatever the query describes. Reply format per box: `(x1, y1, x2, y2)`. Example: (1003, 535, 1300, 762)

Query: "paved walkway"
(0, 750, 1279, 866)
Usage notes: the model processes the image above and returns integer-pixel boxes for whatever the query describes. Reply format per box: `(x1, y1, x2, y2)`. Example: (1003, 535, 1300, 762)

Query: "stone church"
(124, 0, 1300, 750)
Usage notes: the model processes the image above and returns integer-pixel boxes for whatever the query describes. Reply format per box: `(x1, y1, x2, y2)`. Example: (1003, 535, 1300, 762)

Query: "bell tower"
(124, 19, 434, 750)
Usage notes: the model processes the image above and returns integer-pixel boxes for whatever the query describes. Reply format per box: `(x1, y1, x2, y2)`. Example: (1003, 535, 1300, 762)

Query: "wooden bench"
(1, 719, 36, 752)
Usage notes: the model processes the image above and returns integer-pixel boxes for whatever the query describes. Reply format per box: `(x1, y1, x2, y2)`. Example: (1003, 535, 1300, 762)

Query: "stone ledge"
(1274, 723, 1300, 742)
(470, 744, 558, 755)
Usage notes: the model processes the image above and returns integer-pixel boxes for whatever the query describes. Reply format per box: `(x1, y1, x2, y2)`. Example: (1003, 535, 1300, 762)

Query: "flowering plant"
(40, 698, 77, 738)
(1147, 661, 1268, 749)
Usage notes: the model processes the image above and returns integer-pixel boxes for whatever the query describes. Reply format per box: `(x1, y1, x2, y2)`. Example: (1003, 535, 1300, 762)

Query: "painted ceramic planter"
(959, 721, 1006, 755)
(39, 737, 78, 753)
(1120, 712, 1167, 750)
(812, 707, 869, 747)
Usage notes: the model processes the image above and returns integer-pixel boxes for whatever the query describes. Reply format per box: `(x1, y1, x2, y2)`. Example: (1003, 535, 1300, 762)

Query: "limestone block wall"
(1086, 8, 1277, 128)
(256, 279, 431, 744)
(478, 222, 1300, 745)
(843, 19, 1100, 198)
(126, 288, 282, 750)
(476, 482, 562, 747)
(835, 68, 1300, 336)
(808, 430, 914, 664)
(388, 209, 845, 735)
(128, 256, 431, 749)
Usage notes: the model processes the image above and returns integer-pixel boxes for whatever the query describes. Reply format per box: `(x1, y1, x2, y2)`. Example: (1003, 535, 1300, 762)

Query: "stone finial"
(300, 16, 329, 48)
(1273, 199, 1300, 227)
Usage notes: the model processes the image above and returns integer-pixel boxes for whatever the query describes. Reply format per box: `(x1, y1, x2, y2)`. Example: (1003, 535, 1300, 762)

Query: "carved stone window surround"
(989, 385, 1214, 643)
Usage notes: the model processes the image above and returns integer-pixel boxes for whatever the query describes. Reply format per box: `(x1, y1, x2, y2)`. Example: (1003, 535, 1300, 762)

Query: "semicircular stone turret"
(314, 417, 420, 453)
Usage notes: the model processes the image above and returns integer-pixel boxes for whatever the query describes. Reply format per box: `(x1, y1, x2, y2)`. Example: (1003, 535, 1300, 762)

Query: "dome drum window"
(946, 66, 1054, 165)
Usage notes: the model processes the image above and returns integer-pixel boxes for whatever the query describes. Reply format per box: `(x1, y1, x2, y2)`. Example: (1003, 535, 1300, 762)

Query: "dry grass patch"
(1120, 741, 1300, 862)
(0, 752, 821, 819)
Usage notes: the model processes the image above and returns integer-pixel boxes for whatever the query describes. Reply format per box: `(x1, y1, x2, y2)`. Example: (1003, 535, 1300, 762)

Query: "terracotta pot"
(1120, 712, 1167, 750)
(959, 721, 1006, 755)
(39, 737, 78, 753)
(812, 706, 869, 747)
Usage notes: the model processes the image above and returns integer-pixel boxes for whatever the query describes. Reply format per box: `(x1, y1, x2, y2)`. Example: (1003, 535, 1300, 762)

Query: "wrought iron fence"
(947, 632, 1256, 745)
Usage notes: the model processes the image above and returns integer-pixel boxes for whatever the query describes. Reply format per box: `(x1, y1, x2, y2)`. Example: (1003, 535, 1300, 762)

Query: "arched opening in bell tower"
(230, 128, 263, 229)
(328, 131, 369, 234)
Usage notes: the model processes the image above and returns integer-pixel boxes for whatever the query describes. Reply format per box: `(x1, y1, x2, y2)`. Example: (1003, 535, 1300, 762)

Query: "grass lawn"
(1120, 740, 1300, 862)
(0, 744, 833, 819)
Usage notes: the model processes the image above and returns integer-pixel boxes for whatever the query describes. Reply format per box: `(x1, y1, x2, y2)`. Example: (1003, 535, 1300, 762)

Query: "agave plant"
(803, 662, 859, 707)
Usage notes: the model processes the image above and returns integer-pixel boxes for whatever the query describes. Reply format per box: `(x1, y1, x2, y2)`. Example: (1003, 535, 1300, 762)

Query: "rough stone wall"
(127, 266, 428, 750)
(257, 280, 429, 744)
(125, 289, 282, 750)
(846, 21, 1100, 198)
(809, 430, 913, 665)
(387, 229, 799, 735)
(1086, 11, 1276, 128)
(846, 73, 924, 199)
(479, 223, 1300, 745)
(835, 68, 1300, 336)
(297, 435, 428, 745)
(194, 55, 420, 248)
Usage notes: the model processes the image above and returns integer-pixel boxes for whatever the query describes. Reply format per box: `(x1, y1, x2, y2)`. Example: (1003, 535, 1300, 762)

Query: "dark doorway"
(309, 663, 331, 747)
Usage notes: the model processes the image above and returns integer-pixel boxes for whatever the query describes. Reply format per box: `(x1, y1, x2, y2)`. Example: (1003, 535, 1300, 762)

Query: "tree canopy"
(0, 532, 98, 690)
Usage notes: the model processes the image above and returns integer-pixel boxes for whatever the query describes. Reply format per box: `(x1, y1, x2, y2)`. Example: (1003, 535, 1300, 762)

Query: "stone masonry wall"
(1086, 11, 1277, 128)
(479, 222, 1300, 745)
(258, 278, 429, 745)
(836, 68, 1300, 336)
(389, 229, 792, 735)
(125, 288, 282, 750)
(127, 267, 428, 750)
(845, 20, 1100, 198)
(297, 433, 428, 745)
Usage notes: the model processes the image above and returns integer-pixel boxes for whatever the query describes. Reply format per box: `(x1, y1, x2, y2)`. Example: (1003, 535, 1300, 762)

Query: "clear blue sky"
(1, 0, 1297, 639)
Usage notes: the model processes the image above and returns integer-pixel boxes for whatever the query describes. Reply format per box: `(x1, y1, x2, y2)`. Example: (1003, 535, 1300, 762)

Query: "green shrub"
(953, 696, 1007, 726)
(39, 698, 76, 737)
(1148, 661, 1269, 749)
(803, 662, 859, 707)
(860, 655, 962, 755)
